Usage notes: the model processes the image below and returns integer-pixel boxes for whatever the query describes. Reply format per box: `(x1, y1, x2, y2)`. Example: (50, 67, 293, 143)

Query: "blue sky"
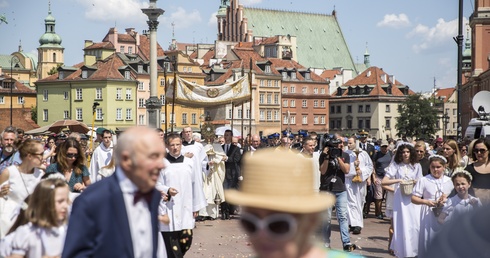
(0, 0, 474, 93)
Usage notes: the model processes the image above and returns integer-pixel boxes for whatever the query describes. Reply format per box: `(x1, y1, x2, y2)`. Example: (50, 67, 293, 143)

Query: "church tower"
(37, 1, 64, 79)
(364, 43, 371, 68)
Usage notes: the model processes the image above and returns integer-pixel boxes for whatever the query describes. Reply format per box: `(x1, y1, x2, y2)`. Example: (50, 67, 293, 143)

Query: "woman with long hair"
(442, 139, 463, 176)
(382, 143, 423, 258)
(44, 138, 91, 193)
(0, 139, 45, 237)
(464, 138, 490, 205)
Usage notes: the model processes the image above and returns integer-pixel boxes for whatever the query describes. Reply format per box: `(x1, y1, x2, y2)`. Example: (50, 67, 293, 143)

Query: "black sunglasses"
(66, 153, 79, 158)
(473, 148, 488, 154)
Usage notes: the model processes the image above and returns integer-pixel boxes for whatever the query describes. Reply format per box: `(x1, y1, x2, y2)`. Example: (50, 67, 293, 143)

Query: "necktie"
(226, 144, 229, 153)
(134, 190, 153, 205)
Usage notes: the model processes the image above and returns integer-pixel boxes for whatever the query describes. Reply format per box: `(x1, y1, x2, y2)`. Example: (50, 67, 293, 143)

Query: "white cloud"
(408, 17, 467, 53)
(377, 13, 411, 28)
(0, 0, 9, 8)
(208, 12, 217, 27)
(241, 0, 263, 5)
(77, 0, 147, 23)
(163, 7, 201, 29)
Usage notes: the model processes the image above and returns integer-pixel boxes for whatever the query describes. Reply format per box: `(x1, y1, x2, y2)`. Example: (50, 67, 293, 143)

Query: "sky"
(0, 0, 475, 93)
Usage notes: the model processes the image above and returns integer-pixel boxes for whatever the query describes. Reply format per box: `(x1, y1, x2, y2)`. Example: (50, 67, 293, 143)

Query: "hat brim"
(225, 190, 335, 214)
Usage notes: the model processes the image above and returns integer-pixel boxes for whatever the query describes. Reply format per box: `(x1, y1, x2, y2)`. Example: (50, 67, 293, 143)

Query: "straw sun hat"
(225, 149, 335, 214)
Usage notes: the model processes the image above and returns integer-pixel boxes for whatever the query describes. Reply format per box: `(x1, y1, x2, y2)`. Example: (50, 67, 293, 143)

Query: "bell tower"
(37, 1, 64, 79)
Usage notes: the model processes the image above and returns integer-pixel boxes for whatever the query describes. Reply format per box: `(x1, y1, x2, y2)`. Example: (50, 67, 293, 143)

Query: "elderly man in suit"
(62, 126, 167, 258)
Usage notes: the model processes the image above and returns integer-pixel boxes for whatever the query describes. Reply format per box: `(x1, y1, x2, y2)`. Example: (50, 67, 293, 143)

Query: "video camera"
(320, 134, 343, 159)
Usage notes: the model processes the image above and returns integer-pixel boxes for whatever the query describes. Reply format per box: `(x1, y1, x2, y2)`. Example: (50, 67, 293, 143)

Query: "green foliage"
(47, 64, 63, 75)
(31, 105, 37, 123)
(395, 94, 439, 139)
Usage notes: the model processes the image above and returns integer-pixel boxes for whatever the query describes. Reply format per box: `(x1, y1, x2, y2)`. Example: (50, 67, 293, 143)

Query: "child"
(0, 196, 30, 257)
(411, 155, 454, 257)
(9, 178, 70, 258)
(438, 170, 482, 224)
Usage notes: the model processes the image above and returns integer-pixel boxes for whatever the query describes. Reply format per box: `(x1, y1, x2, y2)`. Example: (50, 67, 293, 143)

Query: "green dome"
(45, 13, 55, 24)
(39, 32, 62, 45)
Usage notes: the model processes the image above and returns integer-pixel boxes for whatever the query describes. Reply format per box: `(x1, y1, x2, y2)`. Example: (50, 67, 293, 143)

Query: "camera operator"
(319, 135, 358, 251)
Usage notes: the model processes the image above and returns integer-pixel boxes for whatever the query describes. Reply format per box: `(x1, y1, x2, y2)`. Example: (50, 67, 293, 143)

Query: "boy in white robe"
(88, 130, 113, 183)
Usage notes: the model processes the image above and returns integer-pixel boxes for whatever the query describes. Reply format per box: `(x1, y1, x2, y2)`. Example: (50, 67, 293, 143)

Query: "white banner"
(165, 74, 251, 107)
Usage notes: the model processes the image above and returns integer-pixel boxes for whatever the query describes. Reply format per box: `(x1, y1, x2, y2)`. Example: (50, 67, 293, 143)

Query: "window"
(76, 108, 83, 120)
(314, 100, 318, 108)
(160, 78, 165, 86)
(128, 46, 133, 54)
(320, 100, 325, 108)
(274, 80, 278, 87)
(246, 109, 250, 119)
(453, 109, 457, 116)
(228, 109, 232, 119)
(17, 96, 24, 104)
(366, 104, 371, 113)
(126, 108, 132, 120)
(358, 119, 364, 129)
(283, 100, 288, 107)
(160, 95, 165, 105)
(366, 119, 371, 129)
(43, 109, 48, 121)
(274, 110, 279, 120)
(274, 94, 279, 104)
(347, 119, 352, 129)
(116, 108, 122, 120)
(453, 122, 457, 130)
(260, 110, 265, 120)
(290, 86, 295, 93)
(95, 88, 102, 100)
(182, 113, 188, 124)
(386, 104, 390, 112)
(138, 82, 144, 91)
(330, 120, 335, 129)
(43, 90, 48, 101)
(138, 98, 145, 108)
(302, 87, 307, 94)
(302, 100, 307, 108)
(267, 80, 272, 87)
(291, 72, 296, 80)
(183, 67, 187, 73)
(188, 67, 192, 73)
(283, 115, 288, 124)
(260, 80, 264, 87)
(336, 119, 341, 129)
(314, 116, 319, 124)
(358, 105, 363, 113)
(63, 110, 69, 119)
(76, 89, 82, 100)
(64, 91, 68, 100)
(290, 100, 295, 107)
(116, 88, 122, 100)
(161, 113, 166, 123)
(265, 65, 271, 73)
(266, 110, 272, 120)
(386, 119, 391, 129)
(124, 71, 130, 80)
(0, 96, 4, 104)
(314, 88, 318, 94)
(321, 88, 325, 94)
(291, 115, 296, 124)
(302, 115, 308, 124)
(336, 106, 341, 113)
(96, 108, 103, 120)
(305, 72, 311, 80)
(347, 105, 352, 113)
(321, 116, 326, 124)
(139, 115, 145, 125)
(283, 86, 287, 93)
(259, 94, 264, 104)
(330, 106, 335, 114)
(138, 65, 143, 74)
(126, 88, 132, 100)
(191, 113, 197, 124)
(282, 71, 287, 79)
(267, 94, 272, 104)
(120, 46, 125, 53)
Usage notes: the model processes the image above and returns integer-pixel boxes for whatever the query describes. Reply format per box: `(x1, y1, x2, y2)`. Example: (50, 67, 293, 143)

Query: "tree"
(396, 94, 439, 139)
(47, 64, 63, 76)
(31, 105, 37, 124)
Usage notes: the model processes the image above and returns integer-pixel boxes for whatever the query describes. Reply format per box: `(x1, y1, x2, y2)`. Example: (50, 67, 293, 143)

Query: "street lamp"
(162, 56, 170, 134)
(10, 55, 19, 126)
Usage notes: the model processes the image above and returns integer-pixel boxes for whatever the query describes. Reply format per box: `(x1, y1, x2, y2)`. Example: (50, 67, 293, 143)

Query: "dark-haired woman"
(44, 138, 91, 193)
(464, 138, 490, 205)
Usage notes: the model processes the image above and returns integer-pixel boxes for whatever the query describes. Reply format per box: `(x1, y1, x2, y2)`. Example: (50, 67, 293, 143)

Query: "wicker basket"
(399, 180, 414, 195)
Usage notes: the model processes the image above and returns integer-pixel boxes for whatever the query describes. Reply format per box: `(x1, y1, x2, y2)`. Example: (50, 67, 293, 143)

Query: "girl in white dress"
(438, 170, 482, 224)
(9, 178, 69, 258)
(0, 139, 45, 237)
(382, 143, 422, 258)
(411, 155, 454, 257)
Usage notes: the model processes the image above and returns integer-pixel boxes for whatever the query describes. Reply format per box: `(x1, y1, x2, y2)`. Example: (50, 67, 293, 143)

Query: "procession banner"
(165, 74, 251, 107)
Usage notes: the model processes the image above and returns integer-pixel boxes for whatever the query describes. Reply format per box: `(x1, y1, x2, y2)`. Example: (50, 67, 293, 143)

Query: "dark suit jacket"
(222, 143, 242, 188)
(62, 171, 160, 258)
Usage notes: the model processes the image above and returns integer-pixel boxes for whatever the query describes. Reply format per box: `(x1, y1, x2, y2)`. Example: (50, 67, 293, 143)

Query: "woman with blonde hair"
(442, 139, 463, 176)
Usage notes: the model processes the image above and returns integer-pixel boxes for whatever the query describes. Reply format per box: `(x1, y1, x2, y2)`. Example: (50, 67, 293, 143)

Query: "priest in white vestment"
(199, 140, 226, 219)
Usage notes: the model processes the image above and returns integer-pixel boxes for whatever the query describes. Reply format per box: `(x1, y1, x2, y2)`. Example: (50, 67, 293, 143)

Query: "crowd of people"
(0, 124, 488, 257)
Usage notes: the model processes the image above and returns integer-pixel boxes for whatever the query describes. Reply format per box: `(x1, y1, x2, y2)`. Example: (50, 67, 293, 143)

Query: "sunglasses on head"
(474, 148, 488, 154)
(240, 212, 297, 239)
(66, 153, 79, 158)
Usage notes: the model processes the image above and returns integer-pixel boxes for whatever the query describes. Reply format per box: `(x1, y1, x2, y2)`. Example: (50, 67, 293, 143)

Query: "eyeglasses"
(415, 150, 425, 153)
(240, 212, 297, 239)
(473, 148, 488, 154)
(461, 149, 467, 152)
(66, 153, 79, 158)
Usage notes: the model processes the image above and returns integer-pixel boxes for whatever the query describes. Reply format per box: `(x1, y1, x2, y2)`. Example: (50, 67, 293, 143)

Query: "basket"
(399, 180, 414, 195)
(432, 205, 443, 217)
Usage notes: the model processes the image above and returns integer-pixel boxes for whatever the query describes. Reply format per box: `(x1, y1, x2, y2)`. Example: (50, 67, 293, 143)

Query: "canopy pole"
(231, 101, 234, 132)
(171, 71, 176, 133)
(248, 58, 253, 147)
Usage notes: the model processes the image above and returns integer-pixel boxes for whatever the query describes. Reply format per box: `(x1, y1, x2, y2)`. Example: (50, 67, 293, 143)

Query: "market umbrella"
(215, 126, 241, 137)
(47, 120, 90, 134)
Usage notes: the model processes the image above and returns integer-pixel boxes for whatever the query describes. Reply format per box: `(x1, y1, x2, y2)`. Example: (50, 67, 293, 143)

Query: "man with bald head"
(63, 126, 166, 258)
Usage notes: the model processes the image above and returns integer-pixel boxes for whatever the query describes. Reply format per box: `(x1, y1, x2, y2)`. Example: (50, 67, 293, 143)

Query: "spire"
(48, 0, 51, 15)
(364, 42, 370, 68)
(39, 1, 62, 47)
(18, 39, 22, 52)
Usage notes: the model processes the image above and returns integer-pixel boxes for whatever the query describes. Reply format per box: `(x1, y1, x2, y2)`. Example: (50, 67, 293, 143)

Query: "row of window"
(282, 99, 326, 108)
(259, 80, 279, 87)
(330, 118, 373, 130)
(330, 104, 391, 114)
(259, 93, 280, 105)
(282, 86, 326, 94)
(283, 115, 326, 125)
(0, 96, 24, 104)
(42, 108, 134, 122)
(42, 88, 139, 102)
(227, 109, 251, 119)
(259, 110, 281, 121)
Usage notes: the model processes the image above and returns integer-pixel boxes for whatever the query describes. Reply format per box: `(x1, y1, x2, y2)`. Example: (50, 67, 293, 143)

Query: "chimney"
(84, 40, 93, 48)
(366, 70, 371, 77)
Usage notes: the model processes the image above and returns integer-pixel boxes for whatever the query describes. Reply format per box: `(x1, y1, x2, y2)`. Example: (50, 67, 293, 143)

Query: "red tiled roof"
(118, 34, 136, 43)
(0, 76, 36, 94)
(434, 87, 456, 103)
(320, 69, 341, 80)
(256, 36, 279, 45)
(84, 42, 114, 50)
